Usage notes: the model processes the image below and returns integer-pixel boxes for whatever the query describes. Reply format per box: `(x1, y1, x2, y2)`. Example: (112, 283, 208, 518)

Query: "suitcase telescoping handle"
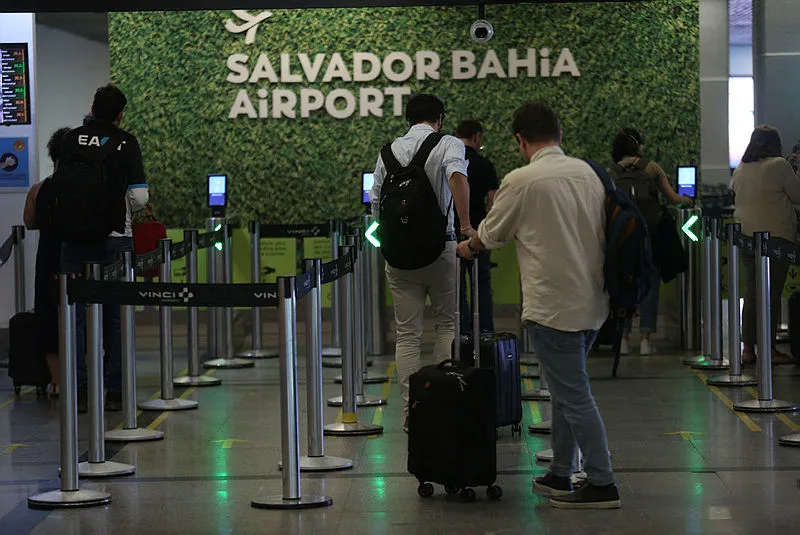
(454, 254, 480, 364)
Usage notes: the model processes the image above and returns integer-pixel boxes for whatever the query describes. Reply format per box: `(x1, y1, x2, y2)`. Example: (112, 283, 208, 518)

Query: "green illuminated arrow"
(365, 221, 381, 247)
(681, 214, 699, 242)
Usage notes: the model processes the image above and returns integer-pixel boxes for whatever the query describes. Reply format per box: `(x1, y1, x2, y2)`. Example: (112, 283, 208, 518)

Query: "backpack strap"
(584, 159, 615, 194)
(411, 132, 444, 169)
(380, 142, 403, 176)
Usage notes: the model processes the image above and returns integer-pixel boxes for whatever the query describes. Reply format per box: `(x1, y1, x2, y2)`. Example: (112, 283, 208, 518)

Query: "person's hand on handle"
(457, 239, 477, 260)
(679, 195, 694, 207)
(460, 225, 476, 239)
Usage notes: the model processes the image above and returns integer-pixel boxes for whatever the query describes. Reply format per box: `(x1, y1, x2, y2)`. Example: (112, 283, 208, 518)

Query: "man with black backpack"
(370, 93, 471, 433)
(457, 101, 620, 509)
(50, 85, 148, 413)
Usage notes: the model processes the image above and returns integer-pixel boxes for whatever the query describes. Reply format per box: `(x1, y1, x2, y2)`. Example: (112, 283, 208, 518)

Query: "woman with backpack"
(609, 128, 693, 356)
(733, 126, 800, 365)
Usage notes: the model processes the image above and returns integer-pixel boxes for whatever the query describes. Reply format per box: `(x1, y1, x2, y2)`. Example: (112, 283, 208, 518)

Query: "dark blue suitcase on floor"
(7, 312, 50, 396)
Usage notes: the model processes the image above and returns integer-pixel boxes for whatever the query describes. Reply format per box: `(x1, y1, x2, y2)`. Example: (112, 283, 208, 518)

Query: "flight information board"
(1, 43, 31, 126)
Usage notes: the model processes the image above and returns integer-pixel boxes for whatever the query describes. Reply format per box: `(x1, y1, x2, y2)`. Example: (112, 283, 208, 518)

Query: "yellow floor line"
(742, 385, 800, 432)
(369, 362, 396, 436)
(521, 366, 542, 425)
(112, 367, 190, 430)
(0, 387, 35, 411)
(145, 386, 198, 431)
(692, 370, 761, 432)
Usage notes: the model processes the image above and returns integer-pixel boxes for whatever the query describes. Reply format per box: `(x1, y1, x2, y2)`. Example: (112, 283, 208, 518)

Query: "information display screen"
(677, 166, 697, 198)
(362, 171, 374, 204)
(1, 44, 31, 126)
(208, 174, 227, 207)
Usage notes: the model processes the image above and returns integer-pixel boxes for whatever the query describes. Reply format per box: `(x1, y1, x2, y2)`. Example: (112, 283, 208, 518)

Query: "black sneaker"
(533, 472, 573, 497)
(77, 388, 88, 414)
(550, 483, 621, 509)
(105, 391, 123, 412)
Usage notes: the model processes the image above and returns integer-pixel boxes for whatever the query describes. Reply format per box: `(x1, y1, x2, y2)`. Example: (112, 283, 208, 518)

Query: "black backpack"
(378, 133, 450, 270)
(610, 158, 661, 230)
(43, 132, 123, 243)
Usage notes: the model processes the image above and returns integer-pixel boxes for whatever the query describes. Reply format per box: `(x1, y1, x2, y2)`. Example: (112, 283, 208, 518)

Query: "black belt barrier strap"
(171, 240, 189, 260)
(733, 230, 755, 254)
(259, 223, 330, 238)
(0, 232, 13, 269)
(68, 279, 280, 308)
(295, 271, 314, 300)
(320, 254, 354, 285)
(764, 236, 797, 264)
(135, 249, 164, 276)
(197, 230, 223, 249)
(104, 259, 126, 281)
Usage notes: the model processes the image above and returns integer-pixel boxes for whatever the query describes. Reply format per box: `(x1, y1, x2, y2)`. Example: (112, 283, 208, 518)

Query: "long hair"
(741, 125, 783, 163)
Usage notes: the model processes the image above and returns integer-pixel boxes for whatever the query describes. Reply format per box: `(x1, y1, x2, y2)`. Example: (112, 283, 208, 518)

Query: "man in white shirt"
(370, 94, 472, 432)
(457, 101, 619, 509)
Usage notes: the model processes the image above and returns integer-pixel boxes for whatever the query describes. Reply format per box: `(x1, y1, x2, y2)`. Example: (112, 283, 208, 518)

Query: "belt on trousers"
(447, 232, 457, 241)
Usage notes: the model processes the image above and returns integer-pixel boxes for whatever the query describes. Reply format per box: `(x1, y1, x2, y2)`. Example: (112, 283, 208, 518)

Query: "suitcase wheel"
(459, 488, 476, 502)
(444, 485, 460, 496)
(14, 385, 21, 397)
(417, 483, 434, 498)
(486, 485, 503, 500)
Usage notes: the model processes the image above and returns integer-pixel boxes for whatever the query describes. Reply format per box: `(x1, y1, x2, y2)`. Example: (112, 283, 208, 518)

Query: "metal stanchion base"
(173, 375, 222, 387)
(690, 359, 729, 370)
(251, 494, 332, 510)
(779, 433, 800, 446)
(521, 359, 538, 367)
(334, 373, 389, 384)
(28, 488, 111, 509)
(105, 427, 164, 442)
(203, 357, 255, 369)
(138, 398, 198, 411)
(321, 358, 342, 369)
(521, 371, 540, 379)
(277, 455, 354, 472)
(706, 374, 757, 387)
(78, 461, 136, 478)
(682, 355, 707, 365)
(323, 421, 384, 436)
(535, 449, 553, 462)
(522, 389, 550, 401)
(327, 394, 386, 407)
(529, 421, 552, 434)
(733, 399, 800, 413)
(322, 347, 342, 357)
(236, 348, 278, 359)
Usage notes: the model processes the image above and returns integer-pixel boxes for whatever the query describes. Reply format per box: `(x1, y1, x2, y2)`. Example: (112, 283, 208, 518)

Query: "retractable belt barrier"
(0, 229, 14, 268)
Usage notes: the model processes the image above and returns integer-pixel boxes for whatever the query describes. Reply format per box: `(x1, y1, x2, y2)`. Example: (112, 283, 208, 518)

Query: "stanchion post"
(733, 232, 799, 413)
(205, 222, 255, 369)
(237, 221, 278, 359)
(322, 221, 342, 360)
(28, 275, 111, 508)
(206, 218, 219, 358)
(295, 259, 352, 471)
(174, 230, 221, 387)
(106, 252, 164, 442)
(692, 217, 729, 369)
(329, 235, 385, 406)
(12, 225, 26, 313)
(324, 246, 383, 437)
(139, 240, 198, 411)
(79, 264, 136, 477)
(251, 276, 333, 509)
(708, 223, 757, 386)
(684, 215, 713, 365)
(359, 222, 389, 383)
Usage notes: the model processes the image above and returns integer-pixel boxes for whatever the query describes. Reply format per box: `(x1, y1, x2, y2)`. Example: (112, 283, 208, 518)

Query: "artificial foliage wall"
(109, 1, 699, 229)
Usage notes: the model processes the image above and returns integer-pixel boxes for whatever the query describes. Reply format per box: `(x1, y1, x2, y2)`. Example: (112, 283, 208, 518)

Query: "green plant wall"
(109, 1, 699, 230)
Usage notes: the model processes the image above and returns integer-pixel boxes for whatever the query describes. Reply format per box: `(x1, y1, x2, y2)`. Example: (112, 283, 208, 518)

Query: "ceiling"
(34, 2, 753, 47)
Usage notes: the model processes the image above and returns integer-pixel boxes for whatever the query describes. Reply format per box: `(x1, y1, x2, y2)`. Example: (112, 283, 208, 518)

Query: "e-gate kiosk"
(361, 171, 386, 356)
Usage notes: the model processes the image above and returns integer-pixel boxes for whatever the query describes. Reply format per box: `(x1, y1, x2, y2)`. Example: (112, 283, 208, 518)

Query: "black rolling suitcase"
(407, 360, 502, 502)
(456, 257, 522, 435)
(7, 312, 50, 396)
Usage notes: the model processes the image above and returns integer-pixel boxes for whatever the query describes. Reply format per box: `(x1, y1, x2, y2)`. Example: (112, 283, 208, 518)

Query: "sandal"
(771, 348, 794, 365)
(742, 346, 756, 364)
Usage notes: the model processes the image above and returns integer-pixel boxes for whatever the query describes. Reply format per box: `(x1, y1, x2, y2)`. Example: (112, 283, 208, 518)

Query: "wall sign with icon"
(0, 137, 29, 188)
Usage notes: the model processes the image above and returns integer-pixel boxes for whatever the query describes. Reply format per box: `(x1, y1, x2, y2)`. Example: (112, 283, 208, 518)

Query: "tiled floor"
(2, 319, 800, 534)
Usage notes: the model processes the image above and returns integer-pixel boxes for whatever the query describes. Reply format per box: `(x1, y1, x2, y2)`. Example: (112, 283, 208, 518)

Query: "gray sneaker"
(550, 483, 621, 509)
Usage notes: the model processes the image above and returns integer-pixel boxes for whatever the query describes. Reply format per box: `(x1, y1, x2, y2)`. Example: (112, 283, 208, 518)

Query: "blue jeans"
(61, 237, 134, 393)
(529, 322, 615, 487)
(625, 268, 661, 334)
(459, 251, 494, 333)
